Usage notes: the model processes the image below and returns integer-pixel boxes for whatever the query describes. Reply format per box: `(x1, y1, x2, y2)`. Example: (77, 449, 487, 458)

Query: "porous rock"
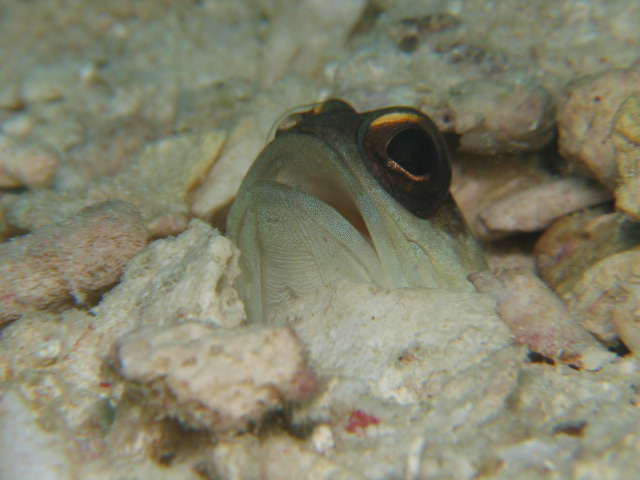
(277, 280, 514, 404)
(477, 176, 611, 238)
(557, 67, 640, 188)
(212, 434, 366, 480)
(449, 79, 555, 155)
(534, 209, 640, 349)
(612, 91, 640, 220)
(565, 250, 640, 346)
(0, 200, 149, 325)
(93, 219, 245, 329)
(534, 210, 637, 296)
(0, 391, 73, 480)
(110, 322, 314, 433)
(451, 153, 551, 241)
(0, 220, 244, 460)
(5, 130, 225, 237)
(0, 134, 58, 189)
(470, 267, 614, 370)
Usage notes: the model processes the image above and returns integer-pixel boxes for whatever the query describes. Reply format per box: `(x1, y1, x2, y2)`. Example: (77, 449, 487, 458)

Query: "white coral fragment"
(0, 391, 73, 480)
(94, 219, 245, 328)
(212, 434, 364, 480)
(279, 281, 513, 403)
(110, 322, 314, 433)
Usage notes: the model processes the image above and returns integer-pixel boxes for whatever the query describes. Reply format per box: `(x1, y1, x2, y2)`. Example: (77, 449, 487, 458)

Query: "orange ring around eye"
(369, 112, 423, 129)
(359, 107, 452, 219)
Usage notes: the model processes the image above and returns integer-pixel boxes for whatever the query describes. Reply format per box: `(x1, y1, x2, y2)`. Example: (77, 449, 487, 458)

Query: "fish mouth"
(272, 163, 374, 247)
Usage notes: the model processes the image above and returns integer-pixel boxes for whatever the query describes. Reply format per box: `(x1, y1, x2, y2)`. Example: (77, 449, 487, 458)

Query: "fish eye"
(385, 127, 436, 177)
(360, 109, 452, 219)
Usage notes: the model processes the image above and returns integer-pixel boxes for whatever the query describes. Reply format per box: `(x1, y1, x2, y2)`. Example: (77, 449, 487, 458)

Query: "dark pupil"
(385, 128, 436, 176)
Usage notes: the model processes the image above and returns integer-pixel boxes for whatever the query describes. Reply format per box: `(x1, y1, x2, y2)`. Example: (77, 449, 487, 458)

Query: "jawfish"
(227, 99, 486, 323)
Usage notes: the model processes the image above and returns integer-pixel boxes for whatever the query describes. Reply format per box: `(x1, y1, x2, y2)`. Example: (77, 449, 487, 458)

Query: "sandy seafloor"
(2, 0, 640, 479)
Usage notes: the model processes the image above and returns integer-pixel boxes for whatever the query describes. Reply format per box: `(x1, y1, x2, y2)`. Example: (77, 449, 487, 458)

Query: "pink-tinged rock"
(478, 176, 611, 238)
(469, 267, 614, 370)
(0, 200, 149, 324)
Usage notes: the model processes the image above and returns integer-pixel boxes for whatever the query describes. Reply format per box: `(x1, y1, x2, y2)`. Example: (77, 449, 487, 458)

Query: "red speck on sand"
(345, 409, 380, 433)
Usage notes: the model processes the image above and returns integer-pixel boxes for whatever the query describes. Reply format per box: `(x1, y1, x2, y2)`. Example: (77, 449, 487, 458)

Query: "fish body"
(227, 99, 486, 322)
